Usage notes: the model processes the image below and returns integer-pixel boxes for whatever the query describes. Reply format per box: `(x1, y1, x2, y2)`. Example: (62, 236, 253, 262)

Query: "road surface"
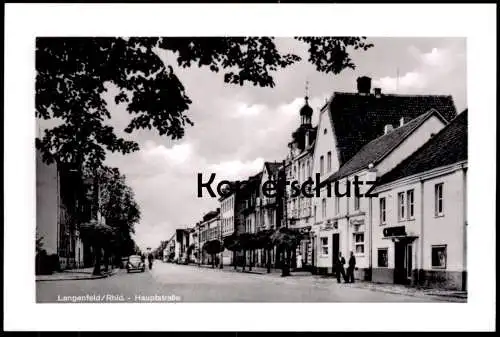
(37, 260, 436, 303)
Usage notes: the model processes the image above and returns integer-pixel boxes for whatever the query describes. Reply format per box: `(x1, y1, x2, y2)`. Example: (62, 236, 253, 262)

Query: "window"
(327, 151, 332, 172)
(435, 183, 444, 216)
(302, 163, 305, 182)
(398, 192, 405, 220)
(354, 196, 360, 211)
(321, 237, 328, 255)
(406, 189, 415, 219)
(431, 245, 447, 268)
(335, 197, 340, 215)
(378, 248, 388, 267)
(314, 205, 317, 223)
(323, 128, 327, 135)
(380, 198, 386, 224)
(320, 156, 324, 176)
(321, 198, 327, 218)
(354, 233, 365, 254)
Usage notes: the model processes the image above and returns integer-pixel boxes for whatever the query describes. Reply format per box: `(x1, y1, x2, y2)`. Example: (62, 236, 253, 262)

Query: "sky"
(42, 37, 468, 251)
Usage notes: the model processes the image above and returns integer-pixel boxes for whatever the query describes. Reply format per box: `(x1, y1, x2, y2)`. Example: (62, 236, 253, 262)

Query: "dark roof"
(377, 109, 468, 186)
(323, 109, 447, 183)
(265, 162, 282, 177)
(327, 92, 457, 165)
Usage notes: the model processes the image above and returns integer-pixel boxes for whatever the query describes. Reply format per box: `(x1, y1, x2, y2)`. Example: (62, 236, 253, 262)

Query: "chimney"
(374, 88, 382, 97)
(399, 117, 411, 127)
(357, 76, 372, 95)
(384, 124, 394, 135)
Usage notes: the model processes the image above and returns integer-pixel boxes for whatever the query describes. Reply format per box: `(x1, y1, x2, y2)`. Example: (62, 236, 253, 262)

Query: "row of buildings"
(164, 76, 467, 290)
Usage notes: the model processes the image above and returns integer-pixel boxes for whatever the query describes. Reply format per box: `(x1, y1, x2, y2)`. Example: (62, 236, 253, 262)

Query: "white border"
(4, 3, 496, 332)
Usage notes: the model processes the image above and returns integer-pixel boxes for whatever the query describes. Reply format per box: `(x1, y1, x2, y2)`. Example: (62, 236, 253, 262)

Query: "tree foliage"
(36, 37, 373, 169)
(97, 166, 141, 259)
(203, 240, 224, 255)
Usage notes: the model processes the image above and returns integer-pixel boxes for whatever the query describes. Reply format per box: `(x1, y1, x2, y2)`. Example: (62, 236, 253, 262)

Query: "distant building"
(199, 209, 221, 265)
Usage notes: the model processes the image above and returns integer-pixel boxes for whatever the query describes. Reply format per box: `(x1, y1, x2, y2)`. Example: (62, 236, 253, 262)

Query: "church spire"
(300, 80, 313, 126)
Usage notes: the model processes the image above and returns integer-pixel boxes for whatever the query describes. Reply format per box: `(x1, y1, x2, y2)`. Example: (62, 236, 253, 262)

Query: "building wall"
(376, 115, 446, 175)
(312, 107, 341, 182)
(371, 163, 467, 290)
(36, 152, 59, 256)
(221, 195, 235, 237)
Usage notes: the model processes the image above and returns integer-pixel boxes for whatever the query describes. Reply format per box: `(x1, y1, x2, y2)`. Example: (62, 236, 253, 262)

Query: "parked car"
(126, 255, 145, 273)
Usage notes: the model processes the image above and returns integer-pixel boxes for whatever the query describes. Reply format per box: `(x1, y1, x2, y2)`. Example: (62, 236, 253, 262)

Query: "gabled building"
(310, 76, 458, 276)
(314, 109, 449, 277)
(371, 110, 467, 290)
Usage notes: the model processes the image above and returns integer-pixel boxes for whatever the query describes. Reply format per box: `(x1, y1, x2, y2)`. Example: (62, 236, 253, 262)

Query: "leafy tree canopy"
(36, 37, 373, 170)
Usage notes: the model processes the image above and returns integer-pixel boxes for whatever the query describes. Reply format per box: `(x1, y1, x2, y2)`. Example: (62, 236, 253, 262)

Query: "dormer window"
(324, 128, 327, 135)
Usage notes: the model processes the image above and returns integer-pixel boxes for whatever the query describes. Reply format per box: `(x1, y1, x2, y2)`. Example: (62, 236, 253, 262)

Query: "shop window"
(378, 248, 388, 267)
(431, 245, 447, 269)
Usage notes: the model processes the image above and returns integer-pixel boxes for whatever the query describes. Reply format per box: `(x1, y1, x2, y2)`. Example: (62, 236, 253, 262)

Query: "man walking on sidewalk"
(346, 251, 356, 283)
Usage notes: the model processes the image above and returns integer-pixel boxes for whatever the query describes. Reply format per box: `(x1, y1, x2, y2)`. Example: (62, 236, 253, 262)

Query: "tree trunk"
(281, 247, 291, 277)
(249, 250, 253, 271)
(242, 250, 246, 271)
(92, 245, 101, 275)
(103, 249, 109, 272)
(266, 248, 271, 273)
(212, 254, 215, 268)
(233, 251, 237, 270)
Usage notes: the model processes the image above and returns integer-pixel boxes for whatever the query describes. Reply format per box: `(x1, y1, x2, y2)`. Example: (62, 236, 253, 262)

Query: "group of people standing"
(335, 251, 356, 283)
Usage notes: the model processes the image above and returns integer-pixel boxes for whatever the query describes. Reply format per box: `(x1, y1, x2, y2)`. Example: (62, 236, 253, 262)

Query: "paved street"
(36, 260, 443, 303)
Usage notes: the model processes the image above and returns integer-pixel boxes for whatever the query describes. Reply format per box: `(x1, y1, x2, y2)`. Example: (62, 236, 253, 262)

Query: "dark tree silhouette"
(36, 37, 373, 169)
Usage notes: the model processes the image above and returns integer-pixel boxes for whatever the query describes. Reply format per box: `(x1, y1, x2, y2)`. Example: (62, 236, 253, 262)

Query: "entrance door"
(331, 233, 340, 273)
(394, 241, 407, 284)
(395, 241, 413, 284)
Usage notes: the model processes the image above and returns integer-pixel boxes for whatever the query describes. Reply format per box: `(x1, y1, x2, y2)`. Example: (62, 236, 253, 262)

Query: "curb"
(345, 283, 467, 302)
(36, 269, 118, 282)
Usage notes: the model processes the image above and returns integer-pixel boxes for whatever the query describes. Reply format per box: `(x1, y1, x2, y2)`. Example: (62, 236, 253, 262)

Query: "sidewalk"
(36, 267, 118, 282)
(343, 281, 468, 302)
(190, 263, 313, 277)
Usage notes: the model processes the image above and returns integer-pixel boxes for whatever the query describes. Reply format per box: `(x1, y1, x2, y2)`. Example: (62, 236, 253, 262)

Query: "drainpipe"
(419, 179, 424, 284)
(368, 194, 373, 281)
(462, 165, 467, 290)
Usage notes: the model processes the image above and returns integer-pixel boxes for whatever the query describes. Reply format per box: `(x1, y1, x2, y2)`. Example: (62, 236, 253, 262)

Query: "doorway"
(394, 241, 412, 285)
(331, 233, 339, 273)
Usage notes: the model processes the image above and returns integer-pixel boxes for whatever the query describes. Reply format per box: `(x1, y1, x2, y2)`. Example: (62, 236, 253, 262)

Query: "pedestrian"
(336, 252, 347, 283)
(346, 251, 356, 283)
(296, 252, 303, 270)
(147, 252, 154, 270)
